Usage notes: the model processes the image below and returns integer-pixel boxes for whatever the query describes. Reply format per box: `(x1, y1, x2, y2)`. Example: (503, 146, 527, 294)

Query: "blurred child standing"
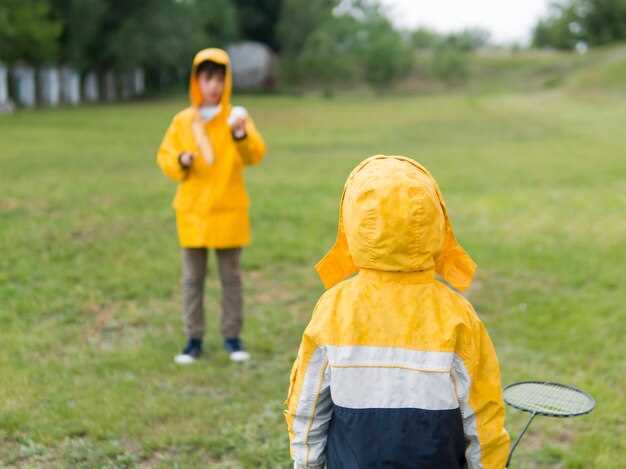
(157, 48, 265, 364)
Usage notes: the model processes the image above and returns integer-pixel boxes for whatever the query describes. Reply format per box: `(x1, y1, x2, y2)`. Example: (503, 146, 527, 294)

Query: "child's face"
(197, 70, 225, 106)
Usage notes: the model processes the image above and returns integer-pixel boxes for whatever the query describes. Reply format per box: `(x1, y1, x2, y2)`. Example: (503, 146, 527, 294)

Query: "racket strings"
(504, 382, 594, 416)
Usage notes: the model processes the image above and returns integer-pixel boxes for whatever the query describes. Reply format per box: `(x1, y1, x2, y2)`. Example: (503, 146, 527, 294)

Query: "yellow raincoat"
(286, 156, 509, 469)
(156, 48, 265, 247)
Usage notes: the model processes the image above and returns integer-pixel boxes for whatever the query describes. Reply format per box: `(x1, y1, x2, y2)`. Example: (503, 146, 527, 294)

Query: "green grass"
(1, 87, 625, 468)
(467, 43, 626, 95)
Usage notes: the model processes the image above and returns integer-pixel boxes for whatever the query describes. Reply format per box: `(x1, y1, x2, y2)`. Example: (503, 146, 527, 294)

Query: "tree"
(580, 0, 626, 45)
(352, 1, 413, 89)
(277, 0, 338, 81)
(283, 0, 413, 91)
(92, 0, 237, 71)
(298, 14, 361, 94)
(232, 0, 282, 50)
(532, 1, 582, 49)
(49, 0, 107, 69)
(532, 0, 626, 49)
(359, 17, 413, 89)
(0, 0, 61, 63)
(195, 0, 239, 47)
(430, 46, 469, 83)
(411, 27, 441, 50)
(444, 28, 491, 51)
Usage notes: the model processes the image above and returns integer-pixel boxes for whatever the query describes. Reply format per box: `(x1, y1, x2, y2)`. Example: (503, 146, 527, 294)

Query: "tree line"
(0, 0, 495, 93)
(533, 0, 626, 50)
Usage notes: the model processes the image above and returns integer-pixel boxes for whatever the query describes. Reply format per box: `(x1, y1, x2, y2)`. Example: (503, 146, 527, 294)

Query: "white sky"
(379, 0, 551, 44)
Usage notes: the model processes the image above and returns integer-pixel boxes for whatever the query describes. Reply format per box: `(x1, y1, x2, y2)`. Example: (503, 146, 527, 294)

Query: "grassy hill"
(421, 42, 626, 94)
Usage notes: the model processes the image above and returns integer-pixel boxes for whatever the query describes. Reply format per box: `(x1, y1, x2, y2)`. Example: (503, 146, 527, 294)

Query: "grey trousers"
(181, 247, 243, 339)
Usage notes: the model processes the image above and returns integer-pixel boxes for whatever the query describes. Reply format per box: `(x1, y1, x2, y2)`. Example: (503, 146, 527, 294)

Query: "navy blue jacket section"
(326, 405, 467, 469)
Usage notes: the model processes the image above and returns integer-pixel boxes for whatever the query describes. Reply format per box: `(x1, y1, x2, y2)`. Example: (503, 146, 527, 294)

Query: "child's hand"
(231, 116, 247, 139)
(178, 152, 195, 169)
(228, 106, 248, 139)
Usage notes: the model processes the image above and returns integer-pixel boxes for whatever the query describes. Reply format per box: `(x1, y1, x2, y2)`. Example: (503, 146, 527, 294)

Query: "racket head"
(504, 381, 595, 417)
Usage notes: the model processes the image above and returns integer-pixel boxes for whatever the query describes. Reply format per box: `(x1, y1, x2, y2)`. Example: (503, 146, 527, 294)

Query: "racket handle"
(507, 412, 537, 468)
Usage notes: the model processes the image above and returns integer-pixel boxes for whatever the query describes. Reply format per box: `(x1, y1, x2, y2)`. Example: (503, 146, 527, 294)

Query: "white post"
(38, 66, 60, 107)
(133, 68, 145, 95)
(120, 72, 133, 99)
(0, 62, 12, 112)
(12, 65, 36, 107)
(60, 66, 81, 105)
(0, 62, 8, 104)
(83, 71, 99, 102)
(103, 71, 117, 101)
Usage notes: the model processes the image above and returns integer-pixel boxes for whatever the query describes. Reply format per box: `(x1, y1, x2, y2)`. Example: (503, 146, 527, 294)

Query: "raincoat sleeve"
(285, 324, 332, 469)
(156, 117, 187, 182)
(235, 116, 266, 166)
(453, 318, 510, 469)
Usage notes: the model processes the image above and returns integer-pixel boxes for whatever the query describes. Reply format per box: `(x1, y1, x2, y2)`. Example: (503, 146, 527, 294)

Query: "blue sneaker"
(224, 337, 250, 362)
(174, 338, 203, 364)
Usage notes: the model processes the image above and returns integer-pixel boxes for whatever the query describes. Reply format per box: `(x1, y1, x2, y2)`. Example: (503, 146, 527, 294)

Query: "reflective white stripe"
(330, 365, 457, 409)
(291, 347, 332, 467)
(294, 462, 325, 469)
(453, 354, 482, 469)
(326, 345, 454, 370)
(326, 346, 457, 410)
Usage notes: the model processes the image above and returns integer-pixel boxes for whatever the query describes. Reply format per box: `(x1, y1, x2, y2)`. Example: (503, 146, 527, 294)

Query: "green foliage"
(533, 0, 626, 49)
(0, 0, 61, 63)
(277, 0, 337, 53)
(232, 0, 282, 50)
(443, 27, 491, 52)
(411, 27, 441, 50)
(580, 0, 626, 45)
(196, 0, 239, 46)
(298, 15, 361, 95)
(0, 0, 415, 91)
(411, 26, 489, 86)
(286, 0, 414, 92)
(411, 26, 491, 52)
(430, 46, 469, 83)
(277, 0, 338, 82)
(532, 1, 582, 50)
(49, 0, 107, 68)
(1, 0, 239, 74)
(357, 5, 414, 89)
(103, 0, 203, 71)
(96, 0, 239, 71)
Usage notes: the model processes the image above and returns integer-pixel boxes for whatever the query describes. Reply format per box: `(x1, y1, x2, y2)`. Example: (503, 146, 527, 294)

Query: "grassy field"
(1, 84, 625, 468)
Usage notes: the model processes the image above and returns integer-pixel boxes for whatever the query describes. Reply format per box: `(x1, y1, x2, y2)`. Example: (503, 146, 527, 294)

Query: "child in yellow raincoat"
(285, 156, 509, 468)
(157, 48, 265, 364)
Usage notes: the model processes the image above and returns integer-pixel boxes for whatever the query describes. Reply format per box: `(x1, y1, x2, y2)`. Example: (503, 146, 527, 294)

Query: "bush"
(277, 0, 338, 83)
(297, 15, 360, 95)
(430, 46, 469, 83)
(359, 17, 414, 89)
(285, 0, 414, 93)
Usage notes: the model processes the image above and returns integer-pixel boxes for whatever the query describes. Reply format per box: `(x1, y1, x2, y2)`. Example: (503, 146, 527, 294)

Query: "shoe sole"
(229, 351, 250, 362)
(174, 354, 197, 365)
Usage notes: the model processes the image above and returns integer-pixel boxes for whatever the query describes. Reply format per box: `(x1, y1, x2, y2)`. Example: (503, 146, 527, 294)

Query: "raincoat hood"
(189, 48, 232, 114)
(315, 155, 476, 291)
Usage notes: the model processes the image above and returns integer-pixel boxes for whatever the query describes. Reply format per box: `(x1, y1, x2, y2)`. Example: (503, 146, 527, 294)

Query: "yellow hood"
(316, 155, 476, 291)
(189, 48, 232, 114)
